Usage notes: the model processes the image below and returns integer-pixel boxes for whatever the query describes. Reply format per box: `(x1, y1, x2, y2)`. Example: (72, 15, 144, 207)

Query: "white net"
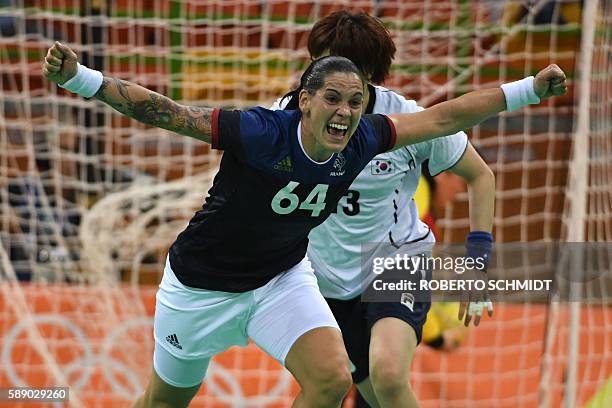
(0, 1, 610, 407)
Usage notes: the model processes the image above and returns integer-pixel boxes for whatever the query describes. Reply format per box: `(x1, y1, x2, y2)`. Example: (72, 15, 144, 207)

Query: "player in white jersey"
(274, 11, 495, 407)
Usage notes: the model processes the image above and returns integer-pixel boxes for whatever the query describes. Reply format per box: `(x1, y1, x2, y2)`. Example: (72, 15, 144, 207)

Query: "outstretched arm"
(94, 78, 213, 143)
(42, 42, 213, 143)
(390, 64, 567, 149)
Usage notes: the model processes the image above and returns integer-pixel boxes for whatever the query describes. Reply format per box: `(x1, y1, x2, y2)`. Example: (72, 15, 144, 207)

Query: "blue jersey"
(169, 107, 396, 292)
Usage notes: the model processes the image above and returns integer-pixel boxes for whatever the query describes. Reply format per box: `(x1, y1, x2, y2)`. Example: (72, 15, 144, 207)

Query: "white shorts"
(153, 256, 340, 387)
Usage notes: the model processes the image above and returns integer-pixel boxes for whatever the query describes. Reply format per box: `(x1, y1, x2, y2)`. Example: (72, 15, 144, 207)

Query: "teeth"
(328, 123, 348, 130)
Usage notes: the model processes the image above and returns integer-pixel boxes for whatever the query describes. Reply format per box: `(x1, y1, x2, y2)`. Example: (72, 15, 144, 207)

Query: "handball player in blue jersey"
(43, 39, 566, 407)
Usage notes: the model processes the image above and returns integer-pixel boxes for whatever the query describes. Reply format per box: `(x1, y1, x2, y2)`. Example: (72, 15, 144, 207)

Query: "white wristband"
(500, 76, 540, 112)
(59, 62, 103, 98)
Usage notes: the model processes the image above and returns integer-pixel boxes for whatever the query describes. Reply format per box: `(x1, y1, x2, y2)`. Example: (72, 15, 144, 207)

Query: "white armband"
(59, 63, 104, 98)
(500, 76, 540, 112)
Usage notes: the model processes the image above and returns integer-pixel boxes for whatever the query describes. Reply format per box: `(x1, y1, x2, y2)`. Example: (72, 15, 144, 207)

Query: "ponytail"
(280, 88, 300, 110)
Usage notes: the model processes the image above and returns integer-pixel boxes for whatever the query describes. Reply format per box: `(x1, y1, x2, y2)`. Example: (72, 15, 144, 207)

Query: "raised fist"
(534, 64, 567, 100)
(42, 42, 78, 85)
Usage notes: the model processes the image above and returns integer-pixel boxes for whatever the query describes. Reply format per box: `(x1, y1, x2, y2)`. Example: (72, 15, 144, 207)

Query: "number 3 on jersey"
(271, 181, 329, 217)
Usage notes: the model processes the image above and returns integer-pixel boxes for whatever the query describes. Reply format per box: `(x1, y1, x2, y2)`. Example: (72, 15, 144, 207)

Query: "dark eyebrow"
(324, 88, 364, 98)
(324, 88, 341, 96)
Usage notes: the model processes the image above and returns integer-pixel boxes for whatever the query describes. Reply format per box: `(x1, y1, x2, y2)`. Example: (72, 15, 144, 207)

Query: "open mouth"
(326, 122, 349, 140)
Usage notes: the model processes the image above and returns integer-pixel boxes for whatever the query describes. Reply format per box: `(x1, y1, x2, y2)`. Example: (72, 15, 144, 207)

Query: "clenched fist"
(534, 64, 567, 99)
(42, 42, 78, 85)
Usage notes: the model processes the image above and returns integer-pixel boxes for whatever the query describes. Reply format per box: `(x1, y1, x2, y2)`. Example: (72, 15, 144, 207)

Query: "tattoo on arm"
(94, 77, 212, 143)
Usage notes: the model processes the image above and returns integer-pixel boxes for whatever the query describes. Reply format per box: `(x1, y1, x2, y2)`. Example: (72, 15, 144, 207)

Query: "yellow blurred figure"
(422, 302, 468, 351)
(413, 175, 431, 220)
(415, 176, 468, 351)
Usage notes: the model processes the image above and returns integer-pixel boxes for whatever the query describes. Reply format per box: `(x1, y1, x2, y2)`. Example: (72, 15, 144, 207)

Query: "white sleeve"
(372, 86, 422, 115)
(426, 132, 469, 176)
(375, 87, 469, 175)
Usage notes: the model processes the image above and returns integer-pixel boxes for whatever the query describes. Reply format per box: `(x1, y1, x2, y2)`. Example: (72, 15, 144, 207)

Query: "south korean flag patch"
(371, 159, 394, 175)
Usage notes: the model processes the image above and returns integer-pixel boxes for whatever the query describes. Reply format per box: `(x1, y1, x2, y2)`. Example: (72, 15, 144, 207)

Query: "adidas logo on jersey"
(166, 333, 183, 349)
(274, 156, 293, 172)
(371, 159, 394, 175)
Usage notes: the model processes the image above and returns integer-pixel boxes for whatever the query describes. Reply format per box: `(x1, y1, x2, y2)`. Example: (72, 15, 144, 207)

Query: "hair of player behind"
(308, 10, 396, 84)
(280, 55, 366, 110)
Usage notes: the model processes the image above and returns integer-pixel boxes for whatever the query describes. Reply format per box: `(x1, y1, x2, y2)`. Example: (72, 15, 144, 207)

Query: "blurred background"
(0, 0, 610, 407)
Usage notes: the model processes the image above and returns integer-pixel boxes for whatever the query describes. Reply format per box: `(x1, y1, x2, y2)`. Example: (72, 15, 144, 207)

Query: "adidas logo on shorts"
(166, 333, 183, 349)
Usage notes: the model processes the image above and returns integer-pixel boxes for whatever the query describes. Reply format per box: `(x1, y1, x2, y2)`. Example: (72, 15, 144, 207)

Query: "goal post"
(560, 0, 597, 406)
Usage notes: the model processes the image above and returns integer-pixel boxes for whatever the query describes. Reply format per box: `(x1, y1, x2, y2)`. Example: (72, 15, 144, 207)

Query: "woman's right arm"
(94, 78, 213, 143)
(43, 41, 213, 144)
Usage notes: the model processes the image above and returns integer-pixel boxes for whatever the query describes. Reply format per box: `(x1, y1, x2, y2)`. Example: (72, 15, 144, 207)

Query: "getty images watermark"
(371, 253, 552, 292)
(360, 242, 611, 303)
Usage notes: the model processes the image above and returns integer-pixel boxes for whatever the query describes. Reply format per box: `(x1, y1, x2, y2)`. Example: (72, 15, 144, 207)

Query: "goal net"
(0, 1, 609, 407)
